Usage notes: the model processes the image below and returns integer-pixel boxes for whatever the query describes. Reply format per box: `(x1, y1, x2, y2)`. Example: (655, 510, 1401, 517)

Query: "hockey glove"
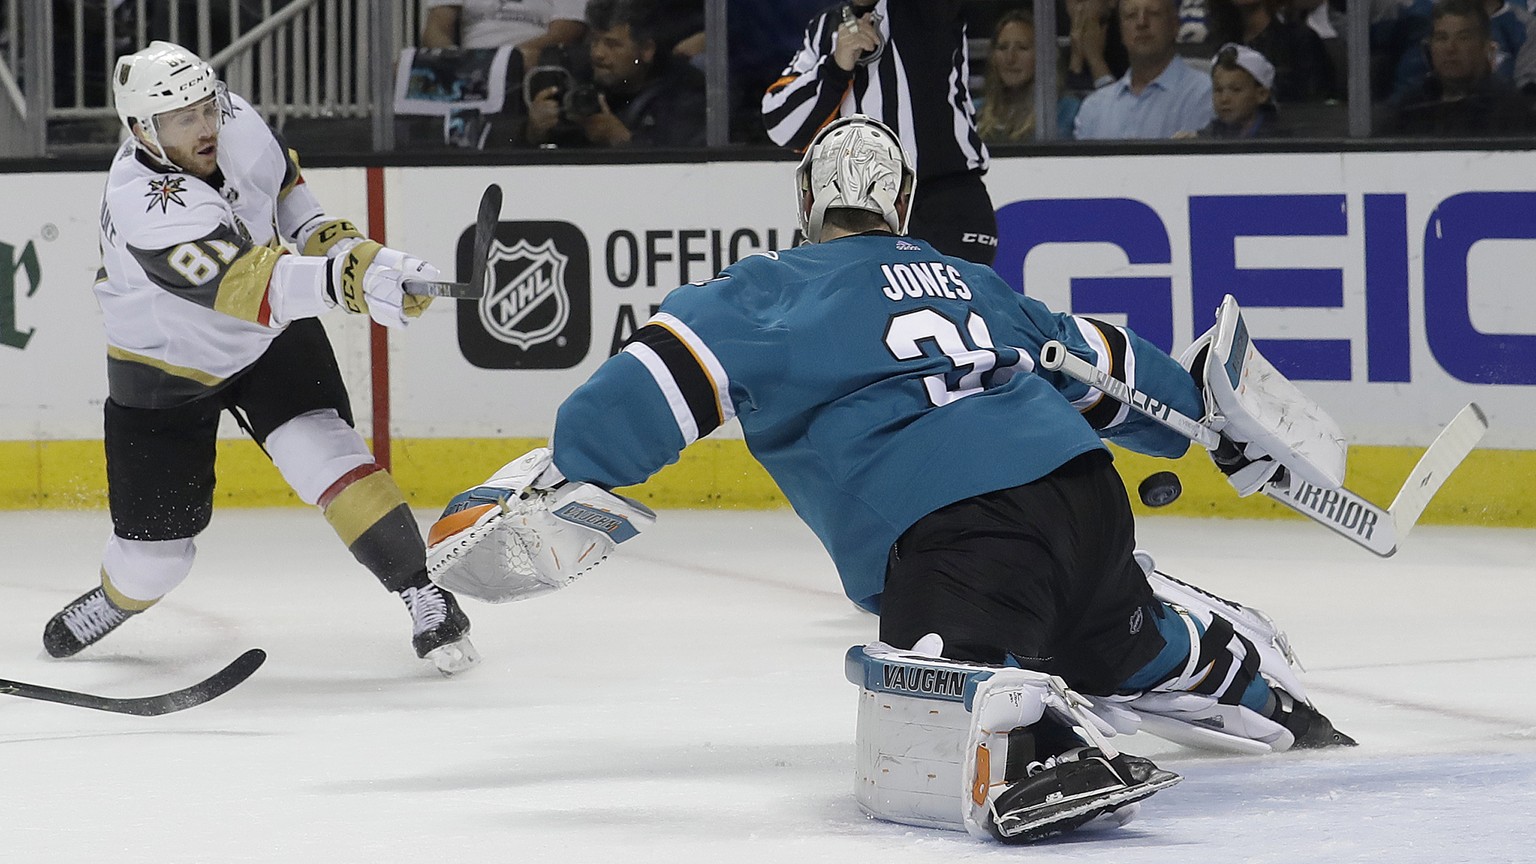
(425, 448, 656, 603)
(327, 241, 436, 328)
(1210, 433, 1283, 497)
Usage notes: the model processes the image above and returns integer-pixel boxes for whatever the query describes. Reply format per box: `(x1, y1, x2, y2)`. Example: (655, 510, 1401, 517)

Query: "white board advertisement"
(3, 152, 1533, 448)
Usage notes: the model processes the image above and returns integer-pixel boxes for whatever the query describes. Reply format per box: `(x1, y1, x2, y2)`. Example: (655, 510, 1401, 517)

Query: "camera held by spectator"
(523, 64, 604, 124)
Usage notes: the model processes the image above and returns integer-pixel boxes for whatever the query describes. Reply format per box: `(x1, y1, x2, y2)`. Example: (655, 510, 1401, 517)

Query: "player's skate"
(989, 747, 1181, 844)
(400, 582, 479, 675)
(42, 586, 141, 658)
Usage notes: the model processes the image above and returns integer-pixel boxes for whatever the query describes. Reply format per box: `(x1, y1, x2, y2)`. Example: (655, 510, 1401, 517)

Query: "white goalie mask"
(113, 41, 228, 168)
(795, 115, 916, 244)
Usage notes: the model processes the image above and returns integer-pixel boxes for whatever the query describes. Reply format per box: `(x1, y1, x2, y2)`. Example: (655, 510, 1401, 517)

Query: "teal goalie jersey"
(552, 234, 1203, 612)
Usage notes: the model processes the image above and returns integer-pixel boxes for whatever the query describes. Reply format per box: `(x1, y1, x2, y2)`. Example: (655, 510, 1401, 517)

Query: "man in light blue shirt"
(1074, 0, 1214, 139)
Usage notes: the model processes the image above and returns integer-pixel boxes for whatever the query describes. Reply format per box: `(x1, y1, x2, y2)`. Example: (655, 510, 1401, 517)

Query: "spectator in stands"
(525, 0, 705, 148)
(1064, 0, 1129, 95)
(1073, 0, 1215, 138)
(422, 0, 589, 71)
(974, 8, 1083, 141)
(1391, 0, 1536, 135)
(1286, 0, 1348, 96)
(1207, 0, 1336, 101)
(1386, 0, 1530, 103)
(1196, 43, 1290, 135)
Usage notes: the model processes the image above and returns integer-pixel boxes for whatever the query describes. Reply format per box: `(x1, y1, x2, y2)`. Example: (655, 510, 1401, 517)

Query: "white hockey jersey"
(95, 93, 336, 408)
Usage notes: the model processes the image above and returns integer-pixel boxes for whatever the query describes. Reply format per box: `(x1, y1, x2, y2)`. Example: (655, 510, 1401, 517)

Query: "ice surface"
(2, 509, 1533, 863)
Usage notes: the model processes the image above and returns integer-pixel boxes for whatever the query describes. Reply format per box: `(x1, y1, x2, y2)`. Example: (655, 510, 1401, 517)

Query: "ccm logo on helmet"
(961, 232, 999, 247)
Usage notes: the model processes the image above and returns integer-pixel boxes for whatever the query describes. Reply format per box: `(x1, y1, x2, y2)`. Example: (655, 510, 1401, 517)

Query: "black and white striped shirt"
(761, 0, 989, 182)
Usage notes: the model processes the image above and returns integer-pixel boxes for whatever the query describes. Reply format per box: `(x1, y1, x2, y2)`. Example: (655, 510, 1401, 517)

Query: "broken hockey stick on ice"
(0, 649, 266, 716)
(1038, 341, 1487, 557)
(402, 183, 502, 299)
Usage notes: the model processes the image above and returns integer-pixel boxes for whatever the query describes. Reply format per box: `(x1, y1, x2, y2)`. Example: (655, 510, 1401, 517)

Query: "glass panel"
(1370, 0, 1536, 140)
(727, 0, 829, 145)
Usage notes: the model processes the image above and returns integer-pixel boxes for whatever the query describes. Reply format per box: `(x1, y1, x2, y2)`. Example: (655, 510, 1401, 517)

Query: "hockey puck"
(1138, 472, 1182, 507)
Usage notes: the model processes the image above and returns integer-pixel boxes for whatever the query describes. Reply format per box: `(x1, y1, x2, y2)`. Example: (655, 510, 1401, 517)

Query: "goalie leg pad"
(845, 641, 1178, 842)
(1111, 551, 1346, 753)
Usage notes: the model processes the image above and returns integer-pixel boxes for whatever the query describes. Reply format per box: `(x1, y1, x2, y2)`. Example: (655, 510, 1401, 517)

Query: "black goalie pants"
(105, 319, 354, 541)
(878, 450, 1166, 696)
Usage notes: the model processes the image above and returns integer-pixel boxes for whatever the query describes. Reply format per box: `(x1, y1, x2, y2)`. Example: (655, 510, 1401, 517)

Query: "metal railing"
(1, 0, 420, 155)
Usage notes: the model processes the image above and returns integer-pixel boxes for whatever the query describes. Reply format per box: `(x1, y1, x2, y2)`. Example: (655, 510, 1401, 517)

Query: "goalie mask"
(796, 115, 916, 244)
(113, 41, 229, 172)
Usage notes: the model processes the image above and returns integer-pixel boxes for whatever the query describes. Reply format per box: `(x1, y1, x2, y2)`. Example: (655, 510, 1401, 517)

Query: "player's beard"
(165, 133, 219, 179)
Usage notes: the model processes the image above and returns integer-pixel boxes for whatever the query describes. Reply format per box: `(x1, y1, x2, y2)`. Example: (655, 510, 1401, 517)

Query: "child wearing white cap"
(1198, 43, 1287, 138)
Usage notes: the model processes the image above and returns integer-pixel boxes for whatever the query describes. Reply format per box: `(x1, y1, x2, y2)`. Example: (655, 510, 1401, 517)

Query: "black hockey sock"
(318, 464, 429, 593)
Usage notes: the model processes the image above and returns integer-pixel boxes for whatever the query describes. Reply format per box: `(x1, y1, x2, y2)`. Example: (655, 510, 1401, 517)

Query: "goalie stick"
(0, 648, 266, 716)
(402, 183, 503, 298)
(1038, 341, 1487, 557)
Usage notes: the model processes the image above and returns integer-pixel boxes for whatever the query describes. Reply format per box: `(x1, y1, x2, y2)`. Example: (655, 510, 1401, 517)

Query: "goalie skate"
(988, 748, 1181, 844)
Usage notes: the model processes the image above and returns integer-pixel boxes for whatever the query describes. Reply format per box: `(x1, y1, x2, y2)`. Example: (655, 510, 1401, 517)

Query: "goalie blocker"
(846, 640, 1180, 844)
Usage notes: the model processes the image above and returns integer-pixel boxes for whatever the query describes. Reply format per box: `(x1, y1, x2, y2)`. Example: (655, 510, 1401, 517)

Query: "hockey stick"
(0, 648, 266, 716)
(1038, 341, 1486, 557)
(403, 183, 503, 298)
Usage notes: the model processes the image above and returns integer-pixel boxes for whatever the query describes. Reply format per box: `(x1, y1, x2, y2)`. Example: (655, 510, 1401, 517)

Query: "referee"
(762, 0, 997, 265)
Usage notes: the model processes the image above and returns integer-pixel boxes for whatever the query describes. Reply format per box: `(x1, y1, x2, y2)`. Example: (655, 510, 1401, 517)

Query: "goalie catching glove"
(425, 448, 656, 603)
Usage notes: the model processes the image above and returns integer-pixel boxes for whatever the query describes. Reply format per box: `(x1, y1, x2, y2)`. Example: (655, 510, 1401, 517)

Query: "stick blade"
(401, 184, 502, 300)
(0, 648, 267, 716)
(468, 183, 502, 298)
(1388, 402, 1488, 538)
(1264, 479, 1398, 557)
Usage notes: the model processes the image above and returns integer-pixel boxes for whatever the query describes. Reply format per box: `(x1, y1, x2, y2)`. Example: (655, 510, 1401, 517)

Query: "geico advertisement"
(987, 151, 1534, 448)
(387, 156, 1533, 447)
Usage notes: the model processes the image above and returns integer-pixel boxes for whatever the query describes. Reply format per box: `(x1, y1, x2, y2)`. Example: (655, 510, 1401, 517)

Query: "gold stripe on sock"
(101, 568, 161, 612)
(323, 469, 408, 547)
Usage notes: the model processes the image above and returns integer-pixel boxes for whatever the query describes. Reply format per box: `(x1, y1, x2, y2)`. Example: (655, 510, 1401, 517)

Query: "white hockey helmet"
(112, 41, 225, 166)
(795, 114, 916, 244)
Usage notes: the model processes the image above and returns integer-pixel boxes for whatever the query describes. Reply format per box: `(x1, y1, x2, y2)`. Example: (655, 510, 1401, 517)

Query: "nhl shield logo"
(479, 238, 570, 349)
(457, 219, 589, 370)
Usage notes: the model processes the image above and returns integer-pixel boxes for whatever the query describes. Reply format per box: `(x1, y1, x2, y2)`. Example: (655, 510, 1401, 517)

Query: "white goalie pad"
(427, 449, 656, 603)
(1184, 294, 1347, 490)
(1114, 551, 1310, 753)
(844, 641, 1124, 837)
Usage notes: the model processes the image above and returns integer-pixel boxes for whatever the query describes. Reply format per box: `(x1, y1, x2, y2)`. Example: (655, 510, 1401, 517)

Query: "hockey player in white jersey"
(425, 115, 1354, 841)
(42, 41, 478, 674)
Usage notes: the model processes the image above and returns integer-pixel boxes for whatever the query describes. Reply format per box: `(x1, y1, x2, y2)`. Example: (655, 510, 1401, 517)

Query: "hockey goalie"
(426, 115, 1354, 844)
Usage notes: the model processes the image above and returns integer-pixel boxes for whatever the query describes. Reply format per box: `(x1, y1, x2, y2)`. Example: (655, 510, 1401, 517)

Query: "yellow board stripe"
(106, 345, 227, 388)
(322, 468, 408, 546)
(1, 437, 1530, 529)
